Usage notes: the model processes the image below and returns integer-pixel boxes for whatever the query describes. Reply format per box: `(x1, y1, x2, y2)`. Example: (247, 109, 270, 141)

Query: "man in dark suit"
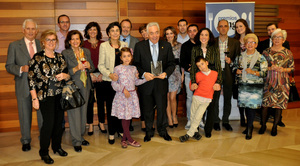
(5, 19, 42, 152)
(120, 19, 139, 51)
(213, 19, 241, 131)
(134, 22, 175, 142)
(257, 23, 290, 54)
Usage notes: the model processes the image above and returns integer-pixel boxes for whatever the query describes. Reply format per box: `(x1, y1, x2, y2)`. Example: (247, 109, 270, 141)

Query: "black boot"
(239, 107, 246, 127)
(259, 107, 268, 134)
(258, 125, 266, 134)
(245, 125, 253, 140)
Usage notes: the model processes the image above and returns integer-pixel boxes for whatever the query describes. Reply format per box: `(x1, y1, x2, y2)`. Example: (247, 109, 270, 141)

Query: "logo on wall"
(206, 2, 255, 37)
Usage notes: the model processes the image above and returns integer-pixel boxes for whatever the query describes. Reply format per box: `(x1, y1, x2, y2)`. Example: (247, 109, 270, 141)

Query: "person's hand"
(225, 56, 231, 64)
(21, 65, 29, 72)
(187, 64, 191, 72)
(97, 74, 103, 82)
(277, 67, 285, 72)
(109, 73, 118, 81)
(83, 61, 91, 69)
(213, 83, 221, 91)
(156, 72, 167, 79)
(77, 62, 84, 71)
(144, 72, 155, 81)
(191, 83, 198, 91)
(236, 69, 242, 75)
(270, 65, 278, 71)
(181, 74, 184, 84)
(245, 68, 253, 74)
(123, 88, 131, 98)
(32, 99, 39, 110)
(56, 73, 67, 81)
(90, 73, 97, 83)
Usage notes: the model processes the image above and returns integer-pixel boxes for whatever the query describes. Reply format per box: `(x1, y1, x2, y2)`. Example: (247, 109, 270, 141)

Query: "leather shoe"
(22, 143, 31, 152)
(193, 132, 202, 140)
(41, 154, 54, 164)
(74, 146, 82, 152)
(144, 134, 152, 142)
(53, 148, 68, 157)
(82, 140, 89, 146)
(246, 126, 253, 140)
(88, 131, 94, 136)
(179, 134, 189, 142)
(205, 132, 211, 138)
(222, 123, 233, 131)
(258, 125, 266, 134)
(159, 132, 172, 141)
(271, 127, 277, 136)
(213, 123, 221, 131)
(278, 121, 285, 127)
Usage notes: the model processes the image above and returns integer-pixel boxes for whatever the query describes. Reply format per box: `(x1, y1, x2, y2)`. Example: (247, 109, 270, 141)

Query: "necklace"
(89, 39, 98, 49)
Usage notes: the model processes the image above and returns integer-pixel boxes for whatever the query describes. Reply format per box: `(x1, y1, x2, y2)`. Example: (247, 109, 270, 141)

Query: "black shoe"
(159, 132, 172, 141)
(242, 128, 247, 134)
(246, 126, 253, 140)
(193, 132, 202, 140)
(179, 134, 189, 142)
(108, 138, 115, 144)
(74, 146, 82, 152)
(213, 123, 221, 131)
(82, 140, 89, 146)
(41, 154, 54, 164)
(173, 123, 178, 128)
(278, 121, 285, 127)
(169, 125, 174, 128)
(271, 127, 277, 136)
(205, 132, 211, 138)
(258, 125, 266, 134)
(222, 123, 233, 131)
(88, 131, 94, 136)
(53, 148, 68, 157)
(98, 124, 107, 133)
(129, 125, 134, 131)
(144, 134, 152, 142)
(22, 143, 31, 152)
(141, 128, 146, 132)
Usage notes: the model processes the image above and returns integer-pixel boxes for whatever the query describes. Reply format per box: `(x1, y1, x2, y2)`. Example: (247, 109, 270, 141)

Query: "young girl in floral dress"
(111, 47, 147, 148)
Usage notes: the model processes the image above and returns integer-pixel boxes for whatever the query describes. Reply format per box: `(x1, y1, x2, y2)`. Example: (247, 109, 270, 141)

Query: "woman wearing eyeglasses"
(260, 29, 294, 136)
(233, 33, 267, 140)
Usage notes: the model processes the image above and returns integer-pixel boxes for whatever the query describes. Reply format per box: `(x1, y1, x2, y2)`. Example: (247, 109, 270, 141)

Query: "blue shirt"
(120, 35, 131, 46)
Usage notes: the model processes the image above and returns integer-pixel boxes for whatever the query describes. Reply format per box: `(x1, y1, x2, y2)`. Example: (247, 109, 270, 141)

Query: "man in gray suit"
(5, 19, 42, 152)
(120, 19, 139, 50)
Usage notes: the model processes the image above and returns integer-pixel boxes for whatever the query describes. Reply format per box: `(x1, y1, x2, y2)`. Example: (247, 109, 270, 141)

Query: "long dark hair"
(233, 19, 252, 40)
(194, 28, 215, 46)
(163, 26, 177, 45)
(65, 30, 84, 49)
(84, 22, 102, 40)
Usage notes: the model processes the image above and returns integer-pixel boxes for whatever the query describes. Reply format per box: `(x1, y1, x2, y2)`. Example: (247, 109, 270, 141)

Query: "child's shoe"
(179, 134, 189, 142)
(193, 132, 202, 140)
(127, 140, 141, 147)
(121, 141, 127, 148)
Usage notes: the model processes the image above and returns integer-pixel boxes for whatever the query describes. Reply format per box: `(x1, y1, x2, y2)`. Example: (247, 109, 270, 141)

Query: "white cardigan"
(98, 40, 128, 81)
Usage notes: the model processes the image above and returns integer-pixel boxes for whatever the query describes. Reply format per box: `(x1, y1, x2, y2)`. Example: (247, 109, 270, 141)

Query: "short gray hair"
(271, 28, 287, 40)
(146, 22, 160, 33)
(22, 19, 38, 29)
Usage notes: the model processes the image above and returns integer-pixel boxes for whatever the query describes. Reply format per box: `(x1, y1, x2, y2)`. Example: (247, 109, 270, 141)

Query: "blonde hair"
(244, 33, 258, 44)
(40, 29, 58, 49)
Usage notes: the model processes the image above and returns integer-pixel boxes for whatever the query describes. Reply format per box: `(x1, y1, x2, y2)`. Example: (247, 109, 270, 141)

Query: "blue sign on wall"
(206, 2, 255, 37)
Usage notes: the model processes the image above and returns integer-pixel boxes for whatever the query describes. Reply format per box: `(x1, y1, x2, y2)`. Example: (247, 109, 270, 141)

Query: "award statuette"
(151, 61, 162, 76)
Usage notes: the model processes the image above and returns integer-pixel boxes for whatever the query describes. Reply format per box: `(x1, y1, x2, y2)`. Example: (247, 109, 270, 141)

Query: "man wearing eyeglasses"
(56, 14, 71, 53)
(257, 23, 290, 54)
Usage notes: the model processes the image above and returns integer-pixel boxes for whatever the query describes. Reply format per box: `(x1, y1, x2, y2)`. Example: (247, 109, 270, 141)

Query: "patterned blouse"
(28, 50, 68, 101)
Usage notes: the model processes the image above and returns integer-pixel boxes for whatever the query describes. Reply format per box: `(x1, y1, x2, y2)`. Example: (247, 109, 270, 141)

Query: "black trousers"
(39, 95, 64, 156)
(141, 89, 168, 136)
(214, 71, 233, 124)
(204, 90, 220, 134)
(87, 82, 106, 124)
(100, 81, 122, 135)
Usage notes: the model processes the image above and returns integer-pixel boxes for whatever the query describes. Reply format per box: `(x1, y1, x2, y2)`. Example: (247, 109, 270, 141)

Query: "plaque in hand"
(151, 61, 162, 76)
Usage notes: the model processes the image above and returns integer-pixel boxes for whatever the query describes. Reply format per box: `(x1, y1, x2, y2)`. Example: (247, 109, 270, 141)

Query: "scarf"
(241, 49, 260, 82)
(74, 48, 87, 87)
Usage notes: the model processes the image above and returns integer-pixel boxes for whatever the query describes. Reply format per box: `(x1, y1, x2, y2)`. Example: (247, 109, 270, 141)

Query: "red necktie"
(29, 41, 35, 58)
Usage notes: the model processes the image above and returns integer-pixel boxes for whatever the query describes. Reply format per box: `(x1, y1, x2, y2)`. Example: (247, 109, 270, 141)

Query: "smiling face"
(267, 24, 277, 37)
(272, 32, 285, 47)
(121, 21, 131, 37)
(217, 20, 229, 36)
(196, 59, 209, 72)
(140, 29, 148, 40)
(245, 37, 258, 52)
(69, 34, 81, 49)
(120, 51, 132, 66)
(88, 26, 98, 39)
(165, 29, 175, 43)
(57, 16, 70, 32)
(148, 25, 160, 44)
(108, 26, 120, 40)
(235, 21, 246, 35)
(178, 21, 187, 34)
(200, 30, 209, 45)
(23, 21, 38, 41)
(187, 26, 198, 40)
(43, 34, 57, 51)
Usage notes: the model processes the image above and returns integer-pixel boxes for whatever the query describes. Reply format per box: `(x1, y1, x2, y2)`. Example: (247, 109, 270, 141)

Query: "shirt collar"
(149, 40, 158, 47)
(24, 37, 35, 45)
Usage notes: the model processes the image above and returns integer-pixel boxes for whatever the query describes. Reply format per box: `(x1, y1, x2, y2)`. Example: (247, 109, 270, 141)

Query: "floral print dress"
(168, 43, 182, 93)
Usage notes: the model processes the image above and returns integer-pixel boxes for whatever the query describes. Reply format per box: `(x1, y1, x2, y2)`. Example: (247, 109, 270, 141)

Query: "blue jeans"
(184, 72, 193, 121)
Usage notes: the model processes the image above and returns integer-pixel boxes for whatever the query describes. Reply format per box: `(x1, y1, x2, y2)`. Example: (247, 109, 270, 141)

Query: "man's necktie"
(123, 38, 126, 42)
(29, 41, 35, 58)
(152, 44, 158, 67)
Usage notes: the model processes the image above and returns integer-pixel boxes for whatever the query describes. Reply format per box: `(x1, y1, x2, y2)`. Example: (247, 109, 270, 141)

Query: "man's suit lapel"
(158, 41, 163, 61)
(144, 40, 153, 62)
(19, 38, 31, 59)
(35, 39, 42, 52)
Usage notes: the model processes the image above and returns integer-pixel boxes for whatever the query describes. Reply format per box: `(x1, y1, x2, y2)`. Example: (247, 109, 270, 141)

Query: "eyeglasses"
(45, 38, 57, 42)
(272, 36, 284, 40)
(59, 21, 70, 24)
(247, 41, 256, 44)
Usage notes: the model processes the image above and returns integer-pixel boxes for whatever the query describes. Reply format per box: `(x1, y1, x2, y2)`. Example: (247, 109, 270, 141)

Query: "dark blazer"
(133, 39, 175, 95)
(215, 37, 240, 86)
(257, 38, 290, 54)
(5, 38, 41, 98)
(62, 48, 95, 90)
(129, 35, 139, 50)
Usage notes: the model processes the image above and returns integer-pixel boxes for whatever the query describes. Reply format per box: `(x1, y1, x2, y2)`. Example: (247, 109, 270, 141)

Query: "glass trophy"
(151, 61, 162, 76)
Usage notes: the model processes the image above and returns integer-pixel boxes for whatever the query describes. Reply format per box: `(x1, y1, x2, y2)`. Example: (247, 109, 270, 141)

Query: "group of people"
(5, 14, 294, 164)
